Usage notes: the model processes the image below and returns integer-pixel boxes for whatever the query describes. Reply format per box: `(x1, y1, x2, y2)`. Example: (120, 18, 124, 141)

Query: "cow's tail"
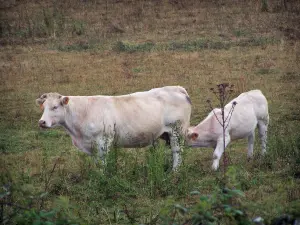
(262, 93, 269, 126)
(174, 86, 192, 136)
(265, 112, 270, 126)
(176, 86, 192, 105)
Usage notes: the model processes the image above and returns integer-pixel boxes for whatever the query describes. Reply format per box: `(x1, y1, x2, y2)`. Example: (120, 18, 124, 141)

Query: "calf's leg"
(212, 134, 230, 171)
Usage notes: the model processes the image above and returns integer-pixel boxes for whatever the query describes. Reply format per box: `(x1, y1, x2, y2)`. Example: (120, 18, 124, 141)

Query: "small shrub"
(257, 68, 271, 75)
(145, 144, 170, 198)
(280, 72, 300, 82)
(113, 41, 127, 52)
(132, 67, 143, 73)
(42, 8, 66, 38)
(236, 37, 278, 47)
(0, 176, 81, 224)
(13, 196, 81, 225)
(57, 41, 93, 52)
(233, 29, 249, 38)
(72, 20, 85, 36)
(168, 39, 230, 51)
(261, 0, 269, 12)
(113, 41, 155, 53)
(160, 186, 252, 225)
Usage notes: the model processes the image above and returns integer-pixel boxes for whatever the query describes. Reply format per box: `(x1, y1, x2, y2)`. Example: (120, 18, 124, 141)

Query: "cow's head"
(36, 92, 69, 128)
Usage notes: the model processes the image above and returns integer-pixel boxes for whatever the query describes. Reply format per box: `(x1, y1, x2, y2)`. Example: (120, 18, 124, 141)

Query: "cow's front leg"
(169, 123, 183, 171)
(212, 134, 230, 171)
(96, 135, 114, 165)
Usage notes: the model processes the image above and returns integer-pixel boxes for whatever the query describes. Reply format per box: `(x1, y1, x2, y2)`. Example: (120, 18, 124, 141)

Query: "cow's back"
(227, 90, 267, 116)
(240, 90, 268, 121)
(224, 90, 268, 139)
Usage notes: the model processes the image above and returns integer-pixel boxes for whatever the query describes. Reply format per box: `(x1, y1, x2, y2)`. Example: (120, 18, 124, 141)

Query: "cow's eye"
(52, 106, 58, 110)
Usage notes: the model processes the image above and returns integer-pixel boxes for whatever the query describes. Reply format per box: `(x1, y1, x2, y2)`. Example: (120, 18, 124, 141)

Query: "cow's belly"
(230, 123, 257, 140)
(228, 110, 257, 140)
(113, 111, 165, 147)
(117, 130, 162, 148)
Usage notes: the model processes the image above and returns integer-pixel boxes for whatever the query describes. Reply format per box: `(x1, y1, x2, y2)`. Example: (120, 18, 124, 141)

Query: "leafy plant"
(0, 183, 81, 225)
(160, 183, 252, 225)
(13, 196, 81, 225)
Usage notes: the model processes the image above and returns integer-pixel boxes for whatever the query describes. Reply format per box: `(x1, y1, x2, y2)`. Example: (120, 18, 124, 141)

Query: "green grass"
(1, 124, 300, 224)
(56, 41, 100, 52)
(113, 41, 156, 53)
(110, 37, 279, 53)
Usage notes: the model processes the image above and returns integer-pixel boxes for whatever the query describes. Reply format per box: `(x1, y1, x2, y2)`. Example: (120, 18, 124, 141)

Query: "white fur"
(37, 86, 191, 170)
(187, 90, 269, 170)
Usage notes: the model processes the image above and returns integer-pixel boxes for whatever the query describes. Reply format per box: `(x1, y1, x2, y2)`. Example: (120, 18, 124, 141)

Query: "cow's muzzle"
(38, 120, 48, 128)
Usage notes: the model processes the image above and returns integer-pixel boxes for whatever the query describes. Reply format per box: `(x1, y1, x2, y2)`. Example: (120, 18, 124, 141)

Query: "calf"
(36, 86, 191, 170)
(187, 90, 269, 170)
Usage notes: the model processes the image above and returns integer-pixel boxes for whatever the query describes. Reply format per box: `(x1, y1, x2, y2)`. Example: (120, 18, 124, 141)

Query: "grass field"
(1, 0, 300, 224)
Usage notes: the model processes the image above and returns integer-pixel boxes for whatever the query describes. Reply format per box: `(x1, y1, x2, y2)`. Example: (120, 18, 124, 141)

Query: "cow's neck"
(61, 119, 89, 152)
(61, 120, 77, 137)
(60, 103, 86, 139)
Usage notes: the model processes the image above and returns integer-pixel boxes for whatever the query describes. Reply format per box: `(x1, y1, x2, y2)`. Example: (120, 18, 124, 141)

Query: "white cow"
(36, 86, 192, 170)
(187, 90, 269, 170)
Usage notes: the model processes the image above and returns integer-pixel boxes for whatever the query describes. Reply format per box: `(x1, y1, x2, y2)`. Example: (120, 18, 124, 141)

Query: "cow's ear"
(190, 132, 199, 141)
(36, 98, 43, 106)
(61, 96, 69, 105)
(36, 94, 47, 106)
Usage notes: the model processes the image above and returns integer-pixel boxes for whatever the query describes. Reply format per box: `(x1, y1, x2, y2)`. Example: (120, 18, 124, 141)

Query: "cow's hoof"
(212, 162, 219, 171)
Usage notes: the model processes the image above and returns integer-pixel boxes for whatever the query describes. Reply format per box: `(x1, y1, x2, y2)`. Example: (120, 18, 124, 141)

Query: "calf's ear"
(61, 96, 69, 105)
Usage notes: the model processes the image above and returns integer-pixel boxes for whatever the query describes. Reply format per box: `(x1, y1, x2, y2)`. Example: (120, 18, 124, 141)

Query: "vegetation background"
(1, 0, 300, 224)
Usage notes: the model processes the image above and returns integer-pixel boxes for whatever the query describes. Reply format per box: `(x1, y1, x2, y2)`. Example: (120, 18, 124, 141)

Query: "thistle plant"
(207, 83, 237, 175)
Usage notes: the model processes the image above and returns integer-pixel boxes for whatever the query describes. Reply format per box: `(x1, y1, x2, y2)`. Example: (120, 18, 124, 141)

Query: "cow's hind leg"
(257, 120, 268, 155)
(247, 130, 255, 159)
(168, 124, 183, 171)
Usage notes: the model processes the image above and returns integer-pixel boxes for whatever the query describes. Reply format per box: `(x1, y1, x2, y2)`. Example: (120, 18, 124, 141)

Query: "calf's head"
(36, 93, 69, 128)
(186, 127, 199, 146)
(186, 126, 215, 148)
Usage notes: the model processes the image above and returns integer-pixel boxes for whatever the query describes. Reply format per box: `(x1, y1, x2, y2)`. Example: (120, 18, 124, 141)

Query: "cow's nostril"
(39, 120, 46, 126)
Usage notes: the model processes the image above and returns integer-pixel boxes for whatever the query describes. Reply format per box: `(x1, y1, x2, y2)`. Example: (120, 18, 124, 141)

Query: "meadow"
(1, 0, 300, 224)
